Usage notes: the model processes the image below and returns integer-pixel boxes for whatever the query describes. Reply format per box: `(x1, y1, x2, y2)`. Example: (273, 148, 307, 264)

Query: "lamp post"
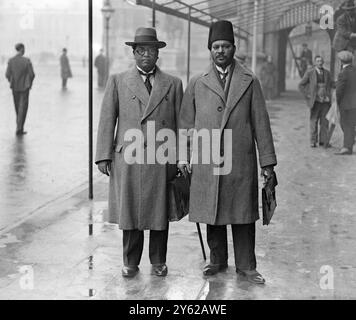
(101, 0, 115, 74)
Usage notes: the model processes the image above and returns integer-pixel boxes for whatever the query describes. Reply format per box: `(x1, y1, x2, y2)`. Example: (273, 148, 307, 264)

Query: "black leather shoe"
(236, 269, 265, 285)
(335, 148, 352, 155)
(203, 263, 228, 276)
(151, 264, 168, 277)
(310, 143, 317, 148)
(122, 265, 139, 278)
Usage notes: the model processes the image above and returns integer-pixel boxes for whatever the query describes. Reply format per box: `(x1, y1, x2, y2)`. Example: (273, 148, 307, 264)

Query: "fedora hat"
(125, 27, 166, 48)
(337, 50, 354, 63)
(341, 0, 356, 10)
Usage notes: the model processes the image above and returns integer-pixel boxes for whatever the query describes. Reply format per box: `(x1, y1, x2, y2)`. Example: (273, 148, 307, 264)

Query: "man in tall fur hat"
(178, 20, 277, 284)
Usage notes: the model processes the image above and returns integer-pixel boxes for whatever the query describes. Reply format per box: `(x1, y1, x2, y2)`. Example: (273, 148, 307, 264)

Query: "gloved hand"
(261, 166, 274, 181)
(177, 161, 191, 178)
(97, 160, 112, 176)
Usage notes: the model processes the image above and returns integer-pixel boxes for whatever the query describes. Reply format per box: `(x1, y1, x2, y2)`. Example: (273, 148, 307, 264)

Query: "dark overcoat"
(95, 66, 183, 230)
(336, 64, 356, 110)
(179, 60, 277, 225)
(60, 54, 72, 79)
(333, 12, 356, 52)
(5, 54, 35, 91)
(298, 67, 333, 108)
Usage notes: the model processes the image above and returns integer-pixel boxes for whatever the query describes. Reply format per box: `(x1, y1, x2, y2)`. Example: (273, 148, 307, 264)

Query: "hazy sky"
(5, 0, 102, 12)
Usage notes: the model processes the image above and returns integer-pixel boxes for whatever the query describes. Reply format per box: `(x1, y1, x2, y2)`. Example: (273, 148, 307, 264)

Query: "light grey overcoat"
(179, 60, 277, 225)
(95, 66, 183, 230)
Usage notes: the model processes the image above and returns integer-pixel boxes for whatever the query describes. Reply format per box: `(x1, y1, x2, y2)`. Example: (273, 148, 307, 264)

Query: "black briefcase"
(167, 172, 190, 222)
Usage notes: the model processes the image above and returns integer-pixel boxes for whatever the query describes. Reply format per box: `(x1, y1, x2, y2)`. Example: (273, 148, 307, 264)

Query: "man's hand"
(97, 160, 112, 176)
(177, 161, 191, 178)
(261, 166, 274, 181)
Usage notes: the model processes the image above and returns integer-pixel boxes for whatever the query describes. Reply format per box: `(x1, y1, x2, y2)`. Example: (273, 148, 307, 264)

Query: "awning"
(134, 0, 346, 33)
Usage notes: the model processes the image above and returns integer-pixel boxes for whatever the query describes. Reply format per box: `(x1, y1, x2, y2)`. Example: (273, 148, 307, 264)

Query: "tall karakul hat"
(341, 0, 356, 10)
(125, 27, 166, 48)
(208, 20, 235, 50)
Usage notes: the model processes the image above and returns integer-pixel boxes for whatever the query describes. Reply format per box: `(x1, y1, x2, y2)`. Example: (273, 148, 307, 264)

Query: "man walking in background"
(299, 55, 333, 148)
(297, 43, 313, 77)
(335, 50, 356, 155)
(94, 49, 108, 89)
(60, 48, 72, 90)
(5, 43, 35, 135)
(333, 0, 356, 53)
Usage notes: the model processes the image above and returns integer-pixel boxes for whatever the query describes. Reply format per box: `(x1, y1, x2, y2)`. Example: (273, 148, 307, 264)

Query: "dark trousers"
(310, 101, 330, 144)
(62, 78, 68, 89)
(340, 109, 356, 151)
(12, 90, 29, 133)
(207, 223, 256, 271)
(123, 229, 168, 267)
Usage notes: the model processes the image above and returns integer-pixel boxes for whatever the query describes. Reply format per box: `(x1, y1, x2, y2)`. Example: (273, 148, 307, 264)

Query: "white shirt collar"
(343, 63, 351, 69)
(215, 64, 231, 74)
(136, 65, 155, 75)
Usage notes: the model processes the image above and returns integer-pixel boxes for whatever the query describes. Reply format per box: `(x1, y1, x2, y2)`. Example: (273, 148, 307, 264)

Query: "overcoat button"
(161, 120, 166, 125)
(217, 106, 223, 112)
(132, 95, 136, 99)
(165, 95, 169, 100)
(144, 142, 147, 148)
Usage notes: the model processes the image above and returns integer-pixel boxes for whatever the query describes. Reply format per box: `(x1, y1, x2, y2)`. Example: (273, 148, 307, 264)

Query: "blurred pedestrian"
(60, 48, 72, 90)
(335, 50, 356, 155)
(296, 43, 313, 77)
(95, 27, 183, 278)
(299, 55, 333, 148)
(260, 55, 276, 100)
(178, 20, 277, 285)
(5, 43, 35, 135)
(94, 49, 108, 89)
(235, 50, 248, 69)
(333, 0, 356, 53)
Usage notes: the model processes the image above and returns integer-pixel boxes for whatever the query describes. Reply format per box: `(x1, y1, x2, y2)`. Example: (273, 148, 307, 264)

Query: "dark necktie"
(138, 69, 155, 94)
(219, 71, 228, 89)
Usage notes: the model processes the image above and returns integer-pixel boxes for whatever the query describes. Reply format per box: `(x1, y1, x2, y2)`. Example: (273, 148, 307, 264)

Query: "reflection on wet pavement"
(0, 63, 104, 232)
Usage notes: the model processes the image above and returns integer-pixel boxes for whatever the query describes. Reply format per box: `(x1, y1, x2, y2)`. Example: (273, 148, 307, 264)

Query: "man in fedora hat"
(333, 0, 356, 52)
(178, 20, 277, 284)
(335, 50, 356, 155)
(95, 27, 183, 278)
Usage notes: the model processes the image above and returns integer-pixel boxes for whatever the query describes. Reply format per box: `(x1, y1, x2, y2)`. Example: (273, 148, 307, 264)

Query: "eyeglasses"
(135, 47, 157, 56)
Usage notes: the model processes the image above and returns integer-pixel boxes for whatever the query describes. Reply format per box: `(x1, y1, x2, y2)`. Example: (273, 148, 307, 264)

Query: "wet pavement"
(0, 75, 356, 299)
(0, 62, 104, 232)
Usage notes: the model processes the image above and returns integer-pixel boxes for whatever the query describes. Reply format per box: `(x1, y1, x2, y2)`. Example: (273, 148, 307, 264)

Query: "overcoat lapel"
(221, 61, 253, 130)
(126, 67, 150, 105)
(141, 67, 172, 122)
(201, 65, 226, 104)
